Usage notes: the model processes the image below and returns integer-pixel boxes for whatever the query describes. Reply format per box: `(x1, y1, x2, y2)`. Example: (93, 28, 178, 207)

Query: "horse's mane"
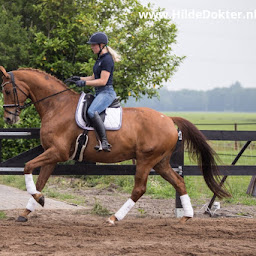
(18, 68, 68, 88)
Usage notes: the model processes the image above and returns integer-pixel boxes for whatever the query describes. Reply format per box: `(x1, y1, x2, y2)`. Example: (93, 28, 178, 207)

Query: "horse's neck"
(20, 72, 74, 118)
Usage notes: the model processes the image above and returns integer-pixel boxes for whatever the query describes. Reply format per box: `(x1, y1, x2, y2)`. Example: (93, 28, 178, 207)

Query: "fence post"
(0, 139, 2, 163)
(206, 140, 252, 214)
(247, 176, 256, 197)
(234, 123, 237, 150)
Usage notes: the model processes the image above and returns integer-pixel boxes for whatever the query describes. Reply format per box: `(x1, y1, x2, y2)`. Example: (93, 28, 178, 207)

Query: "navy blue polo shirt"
(93, 52, 114, 87)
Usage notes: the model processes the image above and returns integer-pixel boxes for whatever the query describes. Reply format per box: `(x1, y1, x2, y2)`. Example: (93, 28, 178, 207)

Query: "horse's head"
(0, 66, 29, 125)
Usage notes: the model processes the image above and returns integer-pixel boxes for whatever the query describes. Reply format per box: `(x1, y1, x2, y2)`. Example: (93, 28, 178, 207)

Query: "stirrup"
(94, 140, 112, 152)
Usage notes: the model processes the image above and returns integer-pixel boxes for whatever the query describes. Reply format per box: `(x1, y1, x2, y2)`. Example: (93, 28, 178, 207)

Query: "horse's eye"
(5, 90, 11, 95)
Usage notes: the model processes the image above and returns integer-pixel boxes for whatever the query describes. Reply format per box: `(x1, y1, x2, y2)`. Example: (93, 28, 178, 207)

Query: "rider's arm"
(81, 71, 110, 87)
(80, 74, 95, 81)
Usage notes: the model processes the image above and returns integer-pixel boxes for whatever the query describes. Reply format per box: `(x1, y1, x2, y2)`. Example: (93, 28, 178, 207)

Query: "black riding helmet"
(87, 32, 108, 58)
(87, 32, 108, 45)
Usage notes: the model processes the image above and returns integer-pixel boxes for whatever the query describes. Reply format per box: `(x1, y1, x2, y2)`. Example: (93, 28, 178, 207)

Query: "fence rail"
(0, 128, 255, 217)
(0, 128, 40, 139)
(0, 128, 256, 175)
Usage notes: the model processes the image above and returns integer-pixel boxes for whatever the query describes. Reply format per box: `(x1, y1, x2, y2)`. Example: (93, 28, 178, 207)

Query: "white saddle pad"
(75, 92, 122, 131)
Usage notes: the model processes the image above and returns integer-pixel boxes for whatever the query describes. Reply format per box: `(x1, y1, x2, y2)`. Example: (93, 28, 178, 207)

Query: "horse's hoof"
(106, 217, 116, 226)
(38, 195, 45, 207)
(16, 216, 28, 222)
(33, 193, 45, 206)
(179, 216, 192, 224)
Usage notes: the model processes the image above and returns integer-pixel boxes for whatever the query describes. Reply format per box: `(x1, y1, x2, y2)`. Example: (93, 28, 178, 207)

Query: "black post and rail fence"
(0, 128, 256, 216)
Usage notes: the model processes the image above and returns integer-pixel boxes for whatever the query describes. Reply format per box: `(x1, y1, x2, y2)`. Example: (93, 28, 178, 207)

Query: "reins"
(23, 87, 72, 109)
(1, 71, 73, 116)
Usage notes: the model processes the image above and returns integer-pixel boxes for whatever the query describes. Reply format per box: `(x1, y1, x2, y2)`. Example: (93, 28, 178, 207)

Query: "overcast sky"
(141, 0, 256, 91)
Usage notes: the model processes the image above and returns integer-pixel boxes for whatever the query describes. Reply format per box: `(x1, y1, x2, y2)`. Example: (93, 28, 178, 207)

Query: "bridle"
(1, 71, 72, 117)
(1, 72, 28, 117)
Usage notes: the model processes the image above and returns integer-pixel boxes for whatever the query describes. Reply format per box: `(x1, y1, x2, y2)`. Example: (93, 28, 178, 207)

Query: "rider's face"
(91, 44, 100, 54)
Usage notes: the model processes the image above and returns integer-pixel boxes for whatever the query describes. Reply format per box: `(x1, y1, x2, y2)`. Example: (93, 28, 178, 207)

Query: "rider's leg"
(87, 90, 116, 152)
(90, 111, 111, 152)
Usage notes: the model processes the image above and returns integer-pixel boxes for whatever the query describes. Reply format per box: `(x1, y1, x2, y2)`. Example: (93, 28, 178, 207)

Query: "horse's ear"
(0, 66, 10, 79)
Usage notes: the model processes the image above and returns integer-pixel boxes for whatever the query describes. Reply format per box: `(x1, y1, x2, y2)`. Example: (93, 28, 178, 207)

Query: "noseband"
(1, 71, 72, 117)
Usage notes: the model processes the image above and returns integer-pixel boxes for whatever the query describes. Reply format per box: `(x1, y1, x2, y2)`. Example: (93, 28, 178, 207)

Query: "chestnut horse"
(0, 66, 230, 224)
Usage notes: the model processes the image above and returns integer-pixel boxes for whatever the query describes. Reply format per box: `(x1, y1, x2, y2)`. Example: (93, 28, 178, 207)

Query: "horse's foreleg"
(17, 163, 56, 222)
(23, 147, 67, 207)
(107, 163, 151, 225)
(154, 158, 193, 223)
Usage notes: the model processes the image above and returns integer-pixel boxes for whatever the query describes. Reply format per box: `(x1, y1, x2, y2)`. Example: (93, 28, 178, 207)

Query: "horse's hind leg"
(17, 163, 56, 222)
(107, 161, 152, 225)
(153, 156, 193, 223)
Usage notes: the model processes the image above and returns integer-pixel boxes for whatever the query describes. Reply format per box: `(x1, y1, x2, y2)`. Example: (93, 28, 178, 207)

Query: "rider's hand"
(70, 76, 80, 81)
(64, 76, 81, 84)
(75, 80, 86, 87)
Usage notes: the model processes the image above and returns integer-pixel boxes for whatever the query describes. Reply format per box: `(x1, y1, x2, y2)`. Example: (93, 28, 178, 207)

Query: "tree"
(0, 4, 31, 71)
(125, 82, 256, 112)
(0, 0, 183, 101)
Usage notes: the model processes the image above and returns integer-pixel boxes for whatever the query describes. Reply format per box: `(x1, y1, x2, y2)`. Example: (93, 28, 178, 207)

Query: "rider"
(71, 32, 121, 152)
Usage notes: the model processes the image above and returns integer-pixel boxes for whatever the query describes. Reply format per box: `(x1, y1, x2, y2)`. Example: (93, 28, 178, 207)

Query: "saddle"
(75, 92, 122, 131)
(82, 93, 121, 127)
(71, 92, 122, 161)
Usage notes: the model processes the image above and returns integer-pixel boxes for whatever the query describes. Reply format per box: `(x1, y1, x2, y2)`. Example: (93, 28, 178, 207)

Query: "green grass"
(0, 175, 26, 191)
(43, 188, 85, 206)
(71, 175, 256, 206)
(91, 200, 111, 216)
(0, 211, 7, 219)
(165, 112, 256, 131)
(0, 174, 255, 206)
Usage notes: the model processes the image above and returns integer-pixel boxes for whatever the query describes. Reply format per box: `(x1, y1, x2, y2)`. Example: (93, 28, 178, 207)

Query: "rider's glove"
(70, 76, 80, 81)
(75, 80, 86, 87)
(64, 76, 81, 84)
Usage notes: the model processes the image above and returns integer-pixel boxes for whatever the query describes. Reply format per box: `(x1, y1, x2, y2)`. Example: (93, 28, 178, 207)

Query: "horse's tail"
(171, 116, 230, 198)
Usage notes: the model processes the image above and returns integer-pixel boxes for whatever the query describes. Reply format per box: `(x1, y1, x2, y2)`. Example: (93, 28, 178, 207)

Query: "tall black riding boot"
(90, 112, 111, 152)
